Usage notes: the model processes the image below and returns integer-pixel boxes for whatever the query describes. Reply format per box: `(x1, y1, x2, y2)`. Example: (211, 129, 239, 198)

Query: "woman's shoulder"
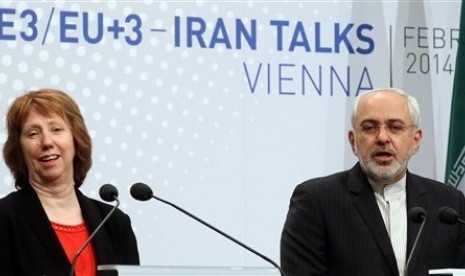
(0, 190, 25, 209)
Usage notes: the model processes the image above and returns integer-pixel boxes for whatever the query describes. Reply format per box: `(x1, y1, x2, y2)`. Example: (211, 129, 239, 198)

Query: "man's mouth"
(373, 150, 394, 163)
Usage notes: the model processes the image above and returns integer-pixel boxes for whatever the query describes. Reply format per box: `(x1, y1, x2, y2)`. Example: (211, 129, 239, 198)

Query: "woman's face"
(20, 109, 75, 187)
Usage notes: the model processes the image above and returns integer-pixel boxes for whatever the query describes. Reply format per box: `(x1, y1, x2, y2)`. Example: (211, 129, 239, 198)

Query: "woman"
(0, 88, 139, 275)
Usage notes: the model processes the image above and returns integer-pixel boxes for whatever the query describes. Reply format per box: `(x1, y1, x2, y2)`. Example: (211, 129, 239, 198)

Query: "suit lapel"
(16, 188, 70, 273)
(77, 190, 116, 264)
(405, 173, 427, 267)
(348, 164, 399, 275)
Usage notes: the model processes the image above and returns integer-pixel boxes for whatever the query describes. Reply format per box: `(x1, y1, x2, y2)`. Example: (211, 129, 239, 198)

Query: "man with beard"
(280, 88, 465, 276)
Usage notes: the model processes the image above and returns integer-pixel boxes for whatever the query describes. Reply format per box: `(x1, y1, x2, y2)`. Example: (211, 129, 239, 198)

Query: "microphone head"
(130, 182, 154, 201)
(99, 184, 119, 202)
(438, 206, 459, 225)
(408, 206, 427, 223)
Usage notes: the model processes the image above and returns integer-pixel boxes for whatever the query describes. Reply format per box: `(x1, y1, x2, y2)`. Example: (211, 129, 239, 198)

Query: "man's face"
(348, 91, 422, 185)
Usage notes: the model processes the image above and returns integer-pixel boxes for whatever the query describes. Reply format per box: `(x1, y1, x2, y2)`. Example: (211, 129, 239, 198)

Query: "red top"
(51, 221, 97, 276)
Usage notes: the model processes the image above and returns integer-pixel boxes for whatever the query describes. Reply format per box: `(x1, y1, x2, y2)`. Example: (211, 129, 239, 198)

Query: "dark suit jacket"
(281, 163, 465, 276)
(0, 186, 140, 275)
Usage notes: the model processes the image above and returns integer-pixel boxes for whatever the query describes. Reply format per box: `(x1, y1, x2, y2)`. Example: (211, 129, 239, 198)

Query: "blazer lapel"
(348, 164, 399, 275)
(16, 188, 71, 273)
(405, 173, 428, 269)
(76, 190, 117, 264)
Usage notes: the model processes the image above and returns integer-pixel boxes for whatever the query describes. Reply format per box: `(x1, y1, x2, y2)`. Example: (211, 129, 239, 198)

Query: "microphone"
(438, 206, 465, 225)
(69, 184, 120, 276)
(130, 182, 152, 201)
(130, 182, 285, 276)
(100, 183, 119, 202)
(405, 206, 427, 276)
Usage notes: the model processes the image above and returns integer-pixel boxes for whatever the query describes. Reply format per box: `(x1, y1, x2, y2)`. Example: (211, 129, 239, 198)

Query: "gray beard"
(359, 157, 406, 182)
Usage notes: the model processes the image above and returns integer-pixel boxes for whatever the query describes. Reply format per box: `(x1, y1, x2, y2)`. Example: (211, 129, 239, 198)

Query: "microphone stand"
(151, 194, 285, 276)
(69, 197, 120, 276)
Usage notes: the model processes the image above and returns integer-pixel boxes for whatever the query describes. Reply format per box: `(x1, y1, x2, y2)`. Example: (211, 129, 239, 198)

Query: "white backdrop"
(0, 1, 460, 267)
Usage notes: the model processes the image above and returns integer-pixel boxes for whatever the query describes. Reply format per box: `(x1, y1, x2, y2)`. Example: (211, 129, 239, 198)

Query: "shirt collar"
(369, 174, 407, 199)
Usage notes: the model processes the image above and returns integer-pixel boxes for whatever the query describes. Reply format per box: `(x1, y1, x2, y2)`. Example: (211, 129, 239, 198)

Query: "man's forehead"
(359, 90, 407, 103)
(356, 93, 411, 122)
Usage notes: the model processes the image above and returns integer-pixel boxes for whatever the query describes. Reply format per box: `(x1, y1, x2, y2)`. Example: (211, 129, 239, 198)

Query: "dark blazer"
(0, 186, 140, 275)
(281, 163, 465, 276)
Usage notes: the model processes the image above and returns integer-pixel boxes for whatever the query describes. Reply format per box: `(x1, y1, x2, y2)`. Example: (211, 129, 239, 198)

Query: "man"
(281, 88, 465, 275)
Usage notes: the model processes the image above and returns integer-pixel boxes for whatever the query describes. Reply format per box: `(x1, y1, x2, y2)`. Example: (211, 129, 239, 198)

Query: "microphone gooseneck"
(69, 184, 120, 276)
(130, 182, 285, 276)
(405, 206, 427, 276)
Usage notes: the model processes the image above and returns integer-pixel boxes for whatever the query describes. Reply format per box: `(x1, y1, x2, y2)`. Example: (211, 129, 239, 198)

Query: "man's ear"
(412, 128, 423, 154)
(348, 130, 356, 154)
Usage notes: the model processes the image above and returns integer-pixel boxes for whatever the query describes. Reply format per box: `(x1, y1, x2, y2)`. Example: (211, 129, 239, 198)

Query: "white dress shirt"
(371, 175, 407, 276)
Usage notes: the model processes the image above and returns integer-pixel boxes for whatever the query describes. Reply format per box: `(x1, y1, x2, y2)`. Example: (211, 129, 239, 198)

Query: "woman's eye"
(27, 131, 39, 138)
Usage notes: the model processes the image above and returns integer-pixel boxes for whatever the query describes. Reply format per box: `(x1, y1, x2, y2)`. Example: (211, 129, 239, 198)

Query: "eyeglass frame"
(355, 119, 417, 136)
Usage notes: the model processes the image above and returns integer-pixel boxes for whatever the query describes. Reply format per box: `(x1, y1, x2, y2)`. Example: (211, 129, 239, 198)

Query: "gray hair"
(350, 87, 421, 129)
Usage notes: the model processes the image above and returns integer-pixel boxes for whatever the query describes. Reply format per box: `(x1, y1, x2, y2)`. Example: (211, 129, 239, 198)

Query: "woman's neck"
(32, 182, 83, 225)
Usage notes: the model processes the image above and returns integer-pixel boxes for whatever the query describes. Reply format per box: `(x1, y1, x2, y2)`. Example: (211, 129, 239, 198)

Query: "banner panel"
(0, 1, 460, 266)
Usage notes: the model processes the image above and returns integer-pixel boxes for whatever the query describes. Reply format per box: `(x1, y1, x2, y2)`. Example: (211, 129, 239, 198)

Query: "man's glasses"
(357, 121, 413, 136)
